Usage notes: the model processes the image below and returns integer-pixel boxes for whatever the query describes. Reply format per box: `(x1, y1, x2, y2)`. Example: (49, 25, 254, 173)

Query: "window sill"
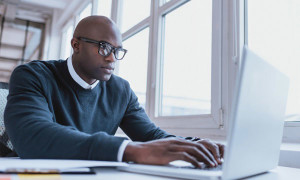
(279, 143, 300, 169)
(210, 140, 300, 169)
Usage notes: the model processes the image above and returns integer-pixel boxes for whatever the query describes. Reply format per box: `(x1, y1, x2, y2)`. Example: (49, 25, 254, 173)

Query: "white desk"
(1, 166, 299, 180)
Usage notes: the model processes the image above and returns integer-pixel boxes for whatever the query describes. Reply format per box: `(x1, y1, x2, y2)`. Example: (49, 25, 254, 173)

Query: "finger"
(170, 145, 216, 167)
(172, 139, 218, 166)
(196, 143, 219, 166)
(199, 140, 222, 164)
(172, 152, 204, 169)
(217, 143, 225, 159)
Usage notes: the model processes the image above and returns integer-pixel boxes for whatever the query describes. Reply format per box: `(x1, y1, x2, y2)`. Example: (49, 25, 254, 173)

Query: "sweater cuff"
(117, 140, 130, 162)
(88, 132, 128, 161)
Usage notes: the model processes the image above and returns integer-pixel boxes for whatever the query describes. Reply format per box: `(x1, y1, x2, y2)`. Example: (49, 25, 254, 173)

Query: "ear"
(71, 38, 80, 53)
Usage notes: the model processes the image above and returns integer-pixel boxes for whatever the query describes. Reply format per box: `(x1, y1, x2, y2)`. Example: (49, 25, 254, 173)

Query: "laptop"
(117, 46, 290, 180)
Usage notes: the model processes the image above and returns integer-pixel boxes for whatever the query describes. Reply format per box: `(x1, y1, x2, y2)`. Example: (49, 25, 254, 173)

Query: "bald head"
(73, 16, 122, 46)
(70, 16, 123, 83)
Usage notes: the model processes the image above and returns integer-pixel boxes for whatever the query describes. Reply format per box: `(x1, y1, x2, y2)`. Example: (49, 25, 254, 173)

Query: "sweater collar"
(67, 56, 99, 90)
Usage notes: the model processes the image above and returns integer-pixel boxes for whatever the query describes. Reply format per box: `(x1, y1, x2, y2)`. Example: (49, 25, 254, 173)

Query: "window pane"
(24, 22, 44, 62)
(61, 25, 73, 60)
(79, 3, 92, 22)
(0, 19, 26, 82)
(118, 28, 149, 108)
(97, 0, 112, 18)
(160, 0, 171, 6)
(121, 0, 151, 33)
(161, 0, 212, 116)
(0, 19, 26, 59)
(248, 0, 300, 121)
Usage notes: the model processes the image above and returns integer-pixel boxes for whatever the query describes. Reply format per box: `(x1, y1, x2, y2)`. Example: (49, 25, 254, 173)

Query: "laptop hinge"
(219, 108, 224, 129)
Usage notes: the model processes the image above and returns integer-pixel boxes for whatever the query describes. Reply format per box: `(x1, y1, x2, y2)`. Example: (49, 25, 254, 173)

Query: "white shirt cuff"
(117, 140, 130, 162)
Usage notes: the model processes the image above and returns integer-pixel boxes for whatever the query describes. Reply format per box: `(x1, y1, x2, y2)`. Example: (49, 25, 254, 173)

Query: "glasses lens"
(98, 42, 126, 60)
(99, 43, 111, 56)
(115, 49, 126, 60)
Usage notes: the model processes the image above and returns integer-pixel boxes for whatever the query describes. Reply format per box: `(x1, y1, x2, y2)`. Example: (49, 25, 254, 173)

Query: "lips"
(101, 66, 114, 74)
(103, 67, 114, 70)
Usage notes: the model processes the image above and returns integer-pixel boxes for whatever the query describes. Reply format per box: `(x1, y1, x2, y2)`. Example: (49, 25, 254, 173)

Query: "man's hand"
(195, 139, 225, 164)
(123, 137, 224, 168)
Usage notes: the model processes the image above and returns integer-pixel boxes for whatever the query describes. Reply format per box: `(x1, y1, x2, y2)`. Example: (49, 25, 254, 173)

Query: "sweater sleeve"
(4, 65, 127, 161)
(120, 82, 175, 142)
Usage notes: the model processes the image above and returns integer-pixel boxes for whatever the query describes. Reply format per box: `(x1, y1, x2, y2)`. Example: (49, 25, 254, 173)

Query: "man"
(4, 16, 224, 168)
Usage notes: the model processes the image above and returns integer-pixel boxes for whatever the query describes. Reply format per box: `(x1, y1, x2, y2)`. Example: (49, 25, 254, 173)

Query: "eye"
(99, 43, 107, 49)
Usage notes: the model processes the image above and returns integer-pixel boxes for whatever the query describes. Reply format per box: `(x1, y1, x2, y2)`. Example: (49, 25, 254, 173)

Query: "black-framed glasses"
(77, 37, 127, 60)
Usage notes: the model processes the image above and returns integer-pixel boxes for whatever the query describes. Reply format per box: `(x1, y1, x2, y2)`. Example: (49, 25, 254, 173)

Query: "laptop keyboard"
(169, 163, 223, 171)
(202, 164, 223, 171)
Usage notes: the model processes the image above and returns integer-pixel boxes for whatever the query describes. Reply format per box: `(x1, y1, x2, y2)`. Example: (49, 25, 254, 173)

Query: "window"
(161, 0, 172, 5)
(55, 0, 300, 141)
(160, 0, 212, 116)
(79, 3, 92, 22)
(115, 0, 223, 130)
(23, 22, 44, 62)
(96, 0, 112, 18)
(117, 0, 151, 109)
(120, 0, 151, 33)
(60, 24, 74, 60)
(118, 28, 149, 108)
(0, 19, 27, 60)
(0, 19, 44, 82)
(243, 0, 300, 142)
(60, 2, 93, 60)
(58, 0, 224, 136)
(246, 0, 300, 122)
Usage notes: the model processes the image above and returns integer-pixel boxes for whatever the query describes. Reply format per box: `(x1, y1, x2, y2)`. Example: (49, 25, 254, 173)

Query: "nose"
(105, 52, 117, 62)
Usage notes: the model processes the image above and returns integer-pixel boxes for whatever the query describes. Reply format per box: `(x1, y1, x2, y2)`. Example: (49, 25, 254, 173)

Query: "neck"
(72, 55, 96, 85)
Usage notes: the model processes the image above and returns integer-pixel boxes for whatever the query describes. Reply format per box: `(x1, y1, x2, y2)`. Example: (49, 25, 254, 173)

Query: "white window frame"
(150, 0, 223, 130)
(112, 0, 225, 138)
(239, 0, 300, 143)
(92, 0, 99, 15)
(59, 0, 94, 60)
(92, 0, 113, 18)
(75, 1, 93, 25)
(59, 20, 74, 59)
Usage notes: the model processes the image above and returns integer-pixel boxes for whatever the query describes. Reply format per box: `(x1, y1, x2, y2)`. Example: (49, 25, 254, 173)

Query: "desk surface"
(0, 166, 299, 180)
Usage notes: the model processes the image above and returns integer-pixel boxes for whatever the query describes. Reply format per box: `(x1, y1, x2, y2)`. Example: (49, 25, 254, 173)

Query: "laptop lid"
(222, 46, 289, 179)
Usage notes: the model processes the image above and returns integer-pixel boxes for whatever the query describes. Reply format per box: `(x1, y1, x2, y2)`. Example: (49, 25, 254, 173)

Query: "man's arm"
(120, 83, 224, 167)
(4, 65, 126, 160)
(119, 86, 174, 141)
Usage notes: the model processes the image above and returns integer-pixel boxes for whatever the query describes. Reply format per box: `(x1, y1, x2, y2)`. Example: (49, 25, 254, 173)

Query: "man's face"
(76, 30, 122, 82)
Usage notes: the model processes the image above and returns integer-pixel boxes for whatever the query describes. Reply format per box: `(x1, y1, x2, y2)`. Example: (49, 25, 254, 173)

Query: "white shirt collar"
(67, 56, 99, 90)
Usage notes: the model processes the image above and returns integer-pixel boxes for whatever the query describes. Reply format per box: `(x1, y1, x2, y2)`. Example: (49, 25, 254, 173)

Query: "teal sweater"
(4, 60, 173, 161)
